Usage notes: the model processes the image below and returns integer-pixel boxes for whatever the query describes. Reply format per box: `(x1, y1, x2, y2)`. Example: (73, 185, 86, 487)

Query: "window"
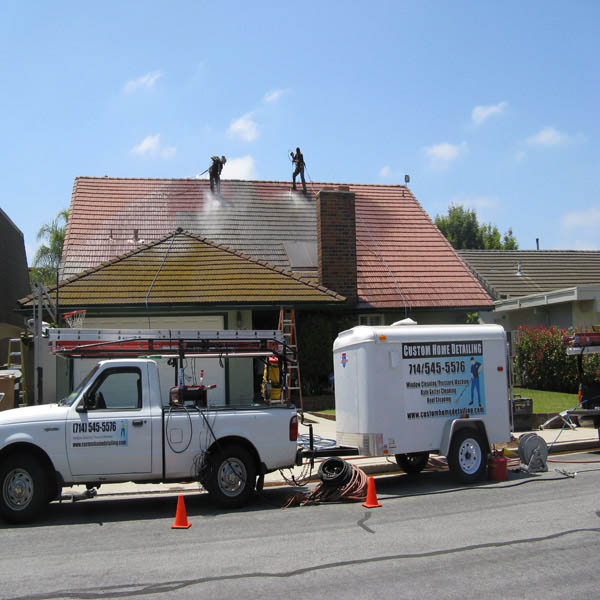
(359, 314, 384, 326)
(89, 368, 142, 410)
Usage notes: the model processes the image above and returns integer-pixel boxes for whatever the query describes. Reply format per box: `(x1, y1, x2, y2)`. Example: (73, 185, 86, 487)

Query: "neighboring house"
(458, 250, 600, 332)
(0, 208, 30, 363)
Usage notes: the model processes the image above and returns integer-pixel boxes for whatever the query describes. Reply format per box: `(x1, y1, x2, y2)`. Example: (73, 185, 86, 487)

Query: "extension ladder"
(278, 307, 303, 411)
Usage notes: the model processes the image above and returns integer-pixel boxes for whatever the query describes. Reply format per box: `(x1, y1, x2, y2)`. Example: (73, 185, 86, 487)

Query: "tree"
(30, 209, 69, 287)
(435, 204, 518, 250)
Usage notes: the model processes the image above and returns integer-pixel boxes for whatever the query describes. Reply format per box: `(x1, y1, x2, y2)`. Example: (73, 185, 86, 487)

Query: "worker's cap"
(268, 356, 279, 364)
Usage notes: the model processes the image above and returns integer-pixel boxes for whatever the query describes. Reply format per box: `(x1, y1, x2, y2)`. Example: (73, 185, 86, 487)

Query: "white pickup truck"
(0, 358, 300, 523)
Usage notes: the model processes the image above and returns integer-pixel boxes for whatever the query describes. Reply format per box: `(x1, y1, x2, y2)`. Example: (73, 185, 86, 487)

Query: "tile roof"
(458, 250, 600, 299)
(20, 230, 344, 308)
(62, 177, 492, 310)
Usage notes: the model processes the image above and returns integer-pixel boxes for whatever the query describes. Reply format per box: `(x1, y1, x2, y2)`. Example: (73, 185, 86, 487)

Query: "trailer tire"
(0, 454, 49, 524)
(395, 452, 430, 475)
(205, 445, 256, 508)
(448, 429, 487, 483)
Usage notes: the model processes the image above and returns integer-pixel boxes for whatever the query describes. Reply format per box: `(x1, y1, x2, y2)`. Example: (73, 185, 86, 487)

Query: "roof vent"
(516, 263, 523, 276)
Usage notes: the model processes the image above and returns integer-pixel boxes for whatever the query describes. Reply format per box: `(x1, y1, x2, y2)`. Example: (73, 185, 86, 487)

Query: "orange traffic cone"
(171, 494, 192, 529)
(362, 476, 382, 508)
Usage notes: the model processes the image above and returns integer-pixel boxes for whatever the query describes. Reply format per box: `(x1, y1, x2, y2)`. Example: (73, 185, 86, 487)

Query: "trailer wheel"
(448, 429, 487, 483)
(0, 454, 49, 524)
(205, 445, 257, 508)
(395, 452, 430, 475)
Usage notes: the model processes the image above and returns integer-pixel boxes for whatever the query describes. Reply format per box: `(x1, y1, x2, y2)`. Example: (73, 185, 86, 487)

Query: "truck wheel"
(206, 445, 257, 508)
(448, 429, 487, 483)
(0, 454, 49, 524)
(395, 452, 430, 475)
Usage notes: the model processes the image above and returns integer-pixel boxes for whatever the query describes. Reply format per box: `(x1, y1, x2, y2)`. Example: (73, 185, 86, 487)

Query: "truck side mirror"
(76, 393, 94, 412)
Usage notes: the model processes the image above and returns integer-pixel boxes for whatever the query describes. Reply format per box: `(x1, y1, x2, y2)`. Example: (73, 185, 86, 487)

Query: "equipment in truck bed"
(48, 328, 293, 406)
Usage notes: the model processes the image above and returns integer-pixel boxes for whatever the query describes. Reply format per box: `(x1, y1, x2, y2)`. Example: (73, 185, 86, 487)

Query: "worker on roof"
(291, 147, 307, 194)
(209, 155, 226, 194)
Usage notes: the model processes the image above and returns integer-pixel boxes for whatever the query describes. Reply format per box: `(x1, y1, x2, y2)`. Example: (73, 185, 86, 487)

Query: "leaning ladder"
(278, 306, 303, 411)
(7, 338, 26, 405)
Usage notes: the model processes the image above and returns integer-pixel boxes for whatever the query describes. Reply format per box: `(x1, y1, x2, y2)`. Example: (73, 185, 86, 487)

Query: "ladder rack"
(48, 328, 285, 358)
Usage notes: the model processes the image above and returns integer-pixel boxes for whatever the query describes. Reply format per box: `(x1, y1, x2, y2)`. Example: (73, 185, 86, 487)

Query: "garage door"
(72, 316, 227, 405)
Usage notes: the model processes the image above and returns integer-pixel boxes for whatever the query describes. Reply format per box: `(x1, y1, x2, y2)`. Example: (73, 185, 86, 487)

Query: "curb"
(82, 438, 598, 500)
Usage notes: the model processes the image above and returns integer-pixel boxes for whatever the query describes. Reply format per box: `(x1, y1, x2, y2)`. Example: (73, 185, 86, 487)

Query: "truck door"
(66, 366, 152, 476)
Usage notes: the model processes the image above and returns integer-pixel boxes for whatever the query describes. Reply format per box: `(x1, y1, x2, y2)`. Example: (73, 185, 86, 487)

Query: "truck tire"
(448, 429, 487, 483)
(205, 445, 257, 508)
(395, 452, 429, 475)
(0, 454, 49, 524)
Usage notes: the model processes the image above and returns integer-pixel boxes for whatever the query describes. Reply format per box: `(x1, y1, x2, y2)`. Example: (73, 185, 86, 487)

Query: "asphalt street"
(1, 451, 599, 600)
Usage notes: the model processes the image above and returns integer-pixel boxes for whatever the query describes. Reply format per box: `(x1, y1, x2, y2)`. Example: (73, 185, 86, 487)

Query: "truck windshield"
(57, 364, 100, 406)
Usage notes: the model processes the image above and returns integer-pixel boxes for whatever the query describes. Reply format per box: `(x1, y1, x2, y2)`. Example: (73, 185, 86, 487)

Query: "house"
(60, 177, 492, 322)
(0, 207, 30, 362)
(458, 249, 600, 332)
(19, 177, 494, 403)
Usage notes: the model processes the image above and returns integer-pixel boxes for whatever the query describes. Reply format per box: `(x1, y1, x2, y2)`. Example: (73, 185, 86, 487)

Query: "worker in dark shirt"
(469, 357, 482, 407)
(291, 147, 306, 194)
(209, 155, 226, 194)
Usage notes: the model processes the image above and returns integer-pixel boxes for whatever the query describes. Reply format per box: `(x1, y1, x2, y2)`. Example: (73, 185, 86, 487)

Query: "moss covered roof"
(19, 230, 345, 308)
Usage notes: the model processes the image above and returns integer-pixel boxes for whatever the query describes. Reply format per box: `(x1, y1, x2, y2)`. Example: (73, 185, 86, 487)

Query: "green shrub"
(514, 325, 600, 393)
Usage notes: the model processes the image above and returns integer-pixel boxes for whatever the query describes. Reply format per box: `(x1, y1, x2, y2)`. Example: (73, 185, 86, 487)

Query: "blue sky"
(2, 1, 599, 263)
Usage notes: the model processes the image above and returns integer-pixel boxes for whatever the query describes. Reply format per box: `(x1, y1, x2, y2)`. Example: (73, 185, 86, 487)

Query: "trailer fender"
(440, 419, 490, 458)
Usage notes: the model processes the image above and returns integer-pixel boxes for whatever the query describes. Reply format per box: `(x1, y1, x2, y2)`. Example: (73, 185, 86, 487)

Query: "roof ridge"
(74, 175, 409, 189)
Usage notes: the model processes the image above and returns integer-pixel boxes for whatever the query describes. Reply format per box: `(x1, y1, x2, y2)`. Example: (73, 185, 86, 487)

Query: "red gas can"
(488, 450, 508, 481)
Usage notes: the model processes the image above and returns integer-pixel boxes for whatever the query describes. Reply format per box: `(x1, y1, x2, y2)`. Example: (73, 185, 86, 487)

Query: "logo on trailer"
(341, 353, 348, 368)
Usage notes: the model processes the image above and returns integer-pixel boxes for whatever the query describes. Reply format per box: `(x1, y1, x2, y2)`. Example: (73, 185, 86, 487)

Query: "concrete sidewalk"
(61, 413, 600, 500)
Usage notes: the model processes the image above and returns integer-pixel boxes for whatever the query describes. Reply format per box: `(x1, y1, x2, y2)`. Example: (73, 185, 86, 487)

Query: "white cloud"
(424, 141, 467, 169)
(196, 155, 257, 180)
(264, 89, 287, 103)
(562, 207, 600, 229)
(130, 134, 176, 159)
(458, 195, 498, 211)
(227, 112, 259, 142)
(515, 150, 527, 162)
(524, 126, 584, 147)
(471, 101, 508, 126)
(123, 70, 162, 94)
(379, 165, 392, 177)
(448, 194, 499, 221)
(223, 155, 257, 179)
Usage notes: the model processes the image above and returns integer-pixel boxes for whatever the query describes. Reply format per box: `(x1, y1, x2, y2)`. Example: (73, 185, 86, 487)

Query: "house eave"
(494, 284, 600, 312)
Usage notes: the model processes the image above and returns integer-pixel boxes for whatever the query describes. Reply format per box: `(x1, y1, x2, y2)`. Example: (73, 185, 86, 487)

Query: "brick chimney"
(316, 186, 357, 303)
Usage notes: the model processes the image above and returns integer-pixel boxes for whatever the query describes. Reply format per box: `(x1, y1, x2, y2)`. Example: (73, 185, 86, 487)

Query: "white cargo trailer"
(333, 321, 512, 482)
